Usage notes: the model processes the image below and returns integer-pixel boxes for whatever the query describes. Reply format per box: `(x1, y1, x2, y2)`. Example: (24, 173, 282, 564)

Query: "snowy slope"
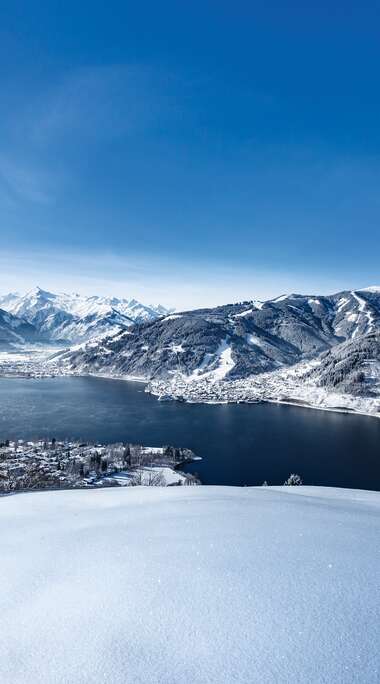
(0, 287, 171, 344)
(57, 286, 380, 383)
(1, 485, 379, 683)
(0, 308, 42, 349)
(309, 331, 380, 396)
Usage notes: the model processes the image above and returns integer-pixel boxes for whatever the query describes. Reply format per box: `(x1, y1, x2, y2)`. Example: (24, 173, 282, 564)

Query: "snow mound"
(1, 486, 379, 683)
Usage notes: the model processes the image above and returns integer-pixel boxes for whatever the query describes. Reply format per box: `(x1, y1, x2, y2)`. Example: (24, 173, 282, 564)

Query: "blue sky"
(1, 1, 380, 308)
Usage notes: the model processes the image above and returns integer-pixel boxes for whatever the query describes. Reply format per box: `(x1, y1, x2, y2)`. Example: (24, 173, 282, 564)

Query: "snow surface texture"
(1, 486, 379, 683)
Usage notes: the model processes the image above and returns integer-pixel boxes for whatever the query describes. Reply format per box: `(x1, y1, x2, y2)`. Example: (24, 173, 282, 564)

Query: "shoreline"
(1, 366, 380, 420)
(0, 438, 202, 493)
(164, 394, 380, 420)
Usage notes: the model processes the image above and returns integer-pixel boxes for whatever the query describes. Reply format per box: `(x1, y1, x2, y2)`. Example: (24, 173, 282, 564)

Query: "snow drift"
(1, 485, 379, 683)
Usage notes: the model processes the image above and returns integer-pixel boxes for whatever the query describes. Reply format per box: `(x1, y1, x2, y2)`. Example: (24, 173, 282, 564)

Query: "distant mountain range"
(0, 308, 42, 349)
(0, 287, 172, 348)
(57, 287, 380, 399)
(2, 285, 380, 404)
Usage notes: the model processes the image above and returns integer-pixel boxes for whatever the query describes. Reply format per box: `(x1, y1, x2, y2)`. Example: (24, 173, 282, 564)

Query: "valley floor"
(1, 485, 379, 683)
(0, 347, 64, 377)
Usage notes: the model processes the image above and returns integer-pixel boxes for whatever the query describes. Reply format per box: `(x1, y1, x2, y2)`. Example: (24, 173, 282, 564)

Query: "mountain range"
(1, 285, 380, 403)
(0, 308, 42, 349)
(0, 287, 171, 348)
(57, 287, 380, 398)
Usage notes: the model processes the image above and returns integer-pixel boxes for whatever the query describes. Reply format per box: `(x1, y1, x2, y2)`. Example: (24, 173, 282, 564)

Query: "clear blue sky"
(1, 1, 379, 308)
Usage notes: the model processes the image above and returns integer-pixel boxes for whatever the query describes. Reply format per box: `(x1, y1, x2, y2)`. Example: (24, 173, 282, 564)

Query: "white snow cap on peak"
(26, 286, 56, 299)
(359, 285, 380, 293)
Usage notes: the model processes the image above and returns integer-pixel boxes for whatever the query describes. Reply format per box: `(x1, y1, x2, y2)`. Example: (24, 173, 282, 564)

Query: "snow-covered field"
(1, 485, 379, 683)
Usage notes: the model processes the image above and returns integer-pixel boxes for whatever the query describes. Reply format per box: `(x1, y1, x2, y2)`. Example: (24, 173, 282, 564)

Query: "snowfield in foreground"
(1, 486, 380, 683)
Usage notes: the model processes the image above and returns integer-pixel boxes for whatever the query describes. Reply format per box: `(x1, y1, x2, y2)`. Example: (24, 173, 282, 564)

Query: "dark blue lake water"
(1, 376, 379, 489)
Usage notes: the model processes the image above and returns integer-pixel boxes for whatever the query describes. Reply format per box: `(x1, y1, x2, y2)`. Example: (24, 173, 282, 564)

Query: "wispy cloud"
(0, 156, 55, 204)
(0, 64, 178, 206)
(0, 246, 354, 310)
(31, 64, 176, 145)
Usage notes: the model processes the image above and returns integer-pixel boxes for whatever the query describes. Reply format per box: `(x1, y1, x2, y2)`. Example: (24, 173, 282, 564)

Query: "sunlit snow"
(1, 485, 379, 683)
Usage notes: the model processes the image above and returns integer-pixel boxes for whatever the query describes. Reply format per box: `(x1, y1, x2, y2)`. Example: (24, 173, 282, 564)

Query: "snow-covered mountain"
(309, 330, 380, 396)
(58, 287, 380, 386)
(0, 287, 171, 344)
(0, 307, 42, 350)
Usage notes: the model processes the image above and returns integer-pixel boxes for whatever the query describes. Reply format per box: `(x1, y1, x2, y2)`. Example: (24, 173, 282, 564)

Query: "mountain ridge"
(0, 307, 43, 349)
(56, 287, 380, 395)
(0, 287, 172, 346)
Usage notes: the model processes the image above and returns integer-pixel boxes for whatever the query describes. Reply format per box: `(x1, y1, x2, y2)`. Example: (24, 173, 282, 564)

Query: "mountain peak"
(0, 287, 171, 345)
(27, 286, 56, 299)
(359, 286, 380, 293)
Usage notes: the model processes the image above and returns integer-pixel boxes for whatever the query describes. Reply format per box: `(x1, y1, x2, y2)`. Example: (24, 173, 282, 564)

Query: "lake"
(0, 375, 379, 490)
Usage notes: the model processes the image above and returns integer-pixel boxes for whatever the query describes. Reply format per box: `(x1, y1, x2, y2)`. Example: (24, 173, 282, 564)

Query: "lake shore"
(1, 346, 379, 420)
(1, 375, 380, 490)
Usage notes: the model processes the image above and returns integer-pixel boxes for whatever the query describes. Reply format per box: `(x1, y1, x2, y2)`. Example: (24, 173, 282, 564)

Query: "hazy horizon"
(0, 258, 378, 312)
